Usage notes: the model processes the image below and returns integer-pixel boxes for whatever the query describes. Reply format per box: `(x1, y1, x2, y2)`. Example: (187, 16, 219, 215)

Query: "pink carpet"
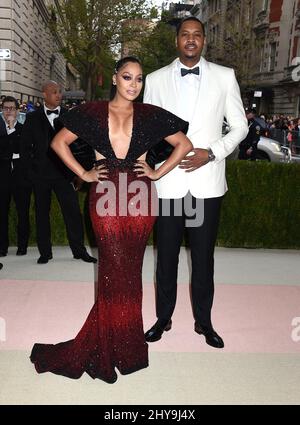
(0, 279, 299, 353)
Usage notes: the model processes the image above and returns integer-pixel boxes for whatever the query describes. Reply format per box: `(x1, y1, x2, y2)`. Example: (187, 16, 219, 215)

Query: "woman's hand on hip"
(82, 164, 108, 183)
(134, 160, 159, 180)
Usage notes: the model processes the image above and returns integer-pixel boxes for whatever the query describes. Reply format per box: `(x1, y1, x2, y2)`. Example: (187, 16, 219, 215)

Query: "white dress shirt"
(175, 59, 202, 125)
(6, 121, 17, 135)
(44, 104, 61, 128)
(5, 120, 19, 159)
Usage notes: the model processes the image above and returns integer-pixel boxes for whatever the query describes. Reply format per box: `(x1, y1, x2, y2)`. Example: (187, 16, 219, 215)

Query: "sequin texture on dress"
(30, 101, 188, 383)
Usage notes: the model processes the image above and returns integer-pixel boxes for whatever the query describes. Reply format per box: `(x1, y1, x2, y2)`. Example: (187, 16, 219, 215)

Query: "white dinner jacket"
(143, 57, 248, 199)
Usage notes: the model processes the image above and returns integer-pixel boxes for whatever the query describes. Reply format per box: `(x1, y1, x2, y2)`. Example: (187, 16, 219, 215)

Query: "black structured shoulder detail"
(127, 103, 188, 164)
(133, 103, 189, 167)
(59, 101, 188, 165)
(134, 103, 188, 142)
(59, 102, 106, 150)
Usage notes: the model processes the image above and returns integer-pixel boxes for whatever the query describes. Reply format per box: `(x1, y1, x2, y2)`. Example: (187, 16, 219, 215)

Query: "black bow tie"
(46, 109, 59, 115)
(181, 66, 200, 77)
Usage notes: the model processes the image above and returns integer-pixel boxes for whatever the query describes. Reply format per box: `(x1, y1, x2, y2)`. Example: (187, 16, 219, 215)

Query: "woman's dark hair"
(176, 16, 206, 37)
(1, 95, 19, 110)
(110, 56, 142, 100)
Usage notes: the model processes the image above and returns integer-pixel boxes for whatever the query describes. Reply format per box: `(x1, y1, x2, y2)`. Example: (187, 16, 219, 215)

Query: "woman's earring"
(113, 81, 116, 85)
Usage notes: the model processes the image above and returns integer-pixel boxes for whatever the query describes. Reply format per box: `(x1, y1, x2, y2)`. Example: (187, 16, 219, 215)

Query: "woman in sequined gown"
(30, 57, 192, 383)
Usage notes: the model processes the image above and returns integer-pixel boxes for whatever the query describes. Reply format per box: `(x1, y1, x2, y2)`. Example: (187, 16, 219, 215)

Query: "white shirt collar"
(44, 104, 61, 114)
(176, 57, 202, 74)
(5, 120, 17, 129)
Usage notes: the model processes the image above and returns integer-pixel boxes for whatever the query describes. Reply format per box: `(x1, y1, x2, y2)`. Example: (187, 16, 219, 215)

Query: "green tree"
(136, 21, 177, 77)
(50, 0, 151, 100)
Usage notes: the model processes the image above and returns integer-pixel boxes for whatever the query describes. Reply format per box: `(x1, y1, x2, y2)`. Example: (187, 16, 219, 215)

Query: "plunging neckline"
(106, 101, 135, 161)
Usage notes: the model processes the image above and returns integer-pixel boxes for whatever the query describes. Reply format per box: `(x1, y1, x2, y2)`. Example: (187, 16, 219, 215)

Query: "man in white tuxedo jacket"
(144, 17, 248, 348)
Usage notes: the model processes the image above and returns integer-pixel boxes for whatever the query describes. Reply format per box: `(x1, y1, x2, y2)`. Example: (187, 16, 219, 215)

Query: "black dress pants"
(33, 177, 86, 257)
(0, 161, 12, 254)
(11, 178, 32, 250)
(156, 193, 223, 329)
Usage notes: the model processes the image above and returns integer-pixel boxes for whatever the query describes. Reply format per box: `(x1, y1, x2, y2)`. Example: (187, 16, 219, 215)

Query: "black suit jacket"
(10, 122, 32, 186)
(0, 119, 24, 183)
(0, 115, 6, 136)
(20, 107, 74, 181)
(0, 119, 23, 159)
(10, 121, 24, 155)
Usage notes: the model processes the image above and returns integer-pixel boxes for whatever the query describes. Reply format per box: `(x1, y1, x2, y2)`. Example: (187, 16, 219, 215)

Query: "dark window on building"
(50, 55, 55, 80)
(269, 42, 276, 71)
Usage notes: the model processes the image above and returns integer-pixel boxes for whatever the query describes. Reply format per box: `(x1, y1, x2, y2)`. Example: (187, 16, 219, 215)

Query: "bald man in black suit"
(20, 81, 96, 264)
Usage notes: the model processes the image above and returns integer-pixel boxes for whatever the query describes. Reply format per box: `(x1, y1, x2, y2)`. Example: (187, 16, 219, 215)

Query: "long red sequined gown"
(30, 101, 188, 383)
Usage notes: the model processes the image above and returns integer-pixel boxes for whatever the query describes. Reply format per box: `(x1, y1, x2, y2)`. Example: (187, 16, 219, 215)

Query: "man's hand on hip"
(179, 148, 209, 172)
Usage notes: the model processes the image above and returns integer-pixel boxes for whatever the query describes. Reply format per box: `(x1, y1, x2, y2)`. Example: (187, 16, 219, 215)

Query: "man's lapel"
(189, 57, 217, 135)
(38, 106, 52, 130)
(15, 121, 23, 132)
(189, 57, 208, 133)
(36, 108, 56, 148)
(53, 107, 67, 132)
(162, 59, 182, 116)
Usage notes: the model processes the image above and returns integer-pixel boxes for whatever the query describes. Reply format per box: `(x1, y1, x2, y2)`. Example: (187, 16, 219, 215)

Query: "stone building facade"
(0, 0, 67, 103)
(252, 0, 300, 116)
(193, 0, 300, 116)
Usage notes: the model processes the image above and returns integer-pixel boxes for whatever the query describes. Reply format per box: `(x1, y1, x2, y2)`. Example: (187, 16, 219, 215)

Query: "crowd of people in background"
(262, 114, 298, 131)
(0, 95, 87, 114)
(259, 112, 300, 155)
(238, 109, 300, 158)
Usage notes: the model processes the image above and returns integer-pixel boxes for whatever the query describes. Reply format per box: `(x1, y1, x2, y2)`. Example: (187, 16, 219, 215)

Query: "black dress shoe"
(194, 323, 224, 348)
(37, 254, 53, 264)
(0, 251, 7, 257)
(73, 252, 97, 263)
(16, 248, 27, 256)
(0, 263, 3, 270)
(145, 319, 172, 342)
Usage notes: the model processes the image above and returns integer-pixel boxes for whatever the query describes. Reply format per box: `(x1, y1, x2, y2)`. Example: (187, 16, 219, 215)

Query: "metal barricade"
(268, 129, 300, 158)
